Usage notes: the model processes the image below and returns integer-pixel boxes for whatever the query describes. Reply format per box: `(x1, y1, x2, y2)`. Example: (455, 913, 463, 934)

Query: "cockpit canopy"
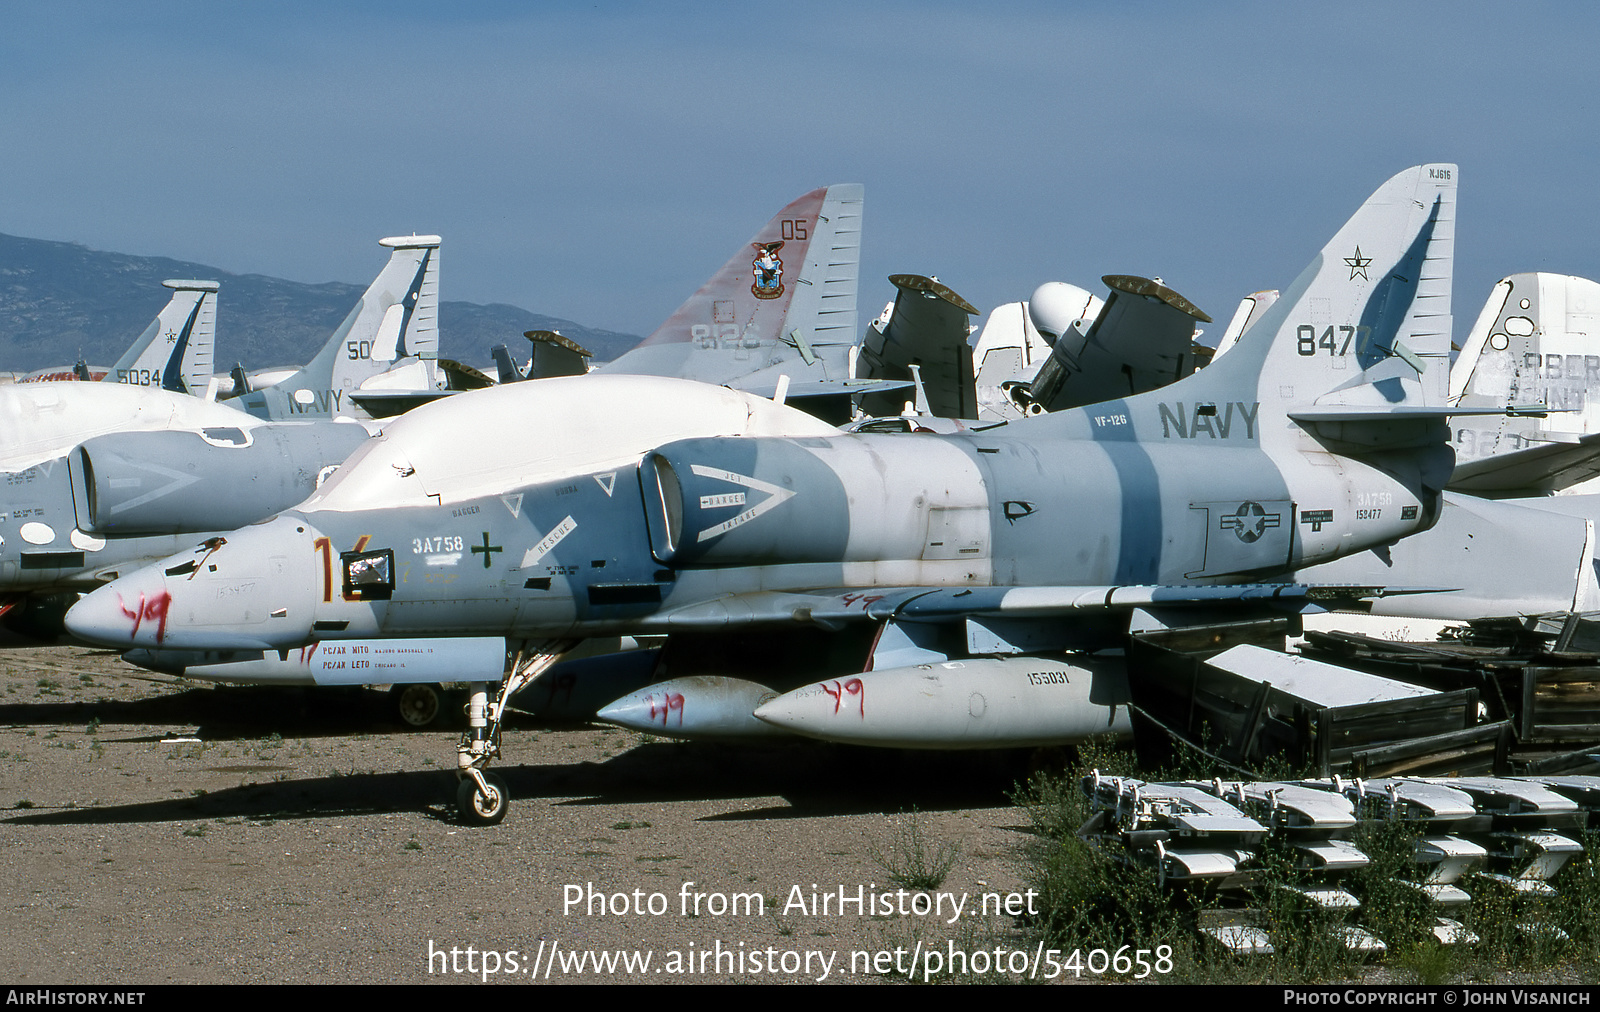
(301, 374, 839, 513)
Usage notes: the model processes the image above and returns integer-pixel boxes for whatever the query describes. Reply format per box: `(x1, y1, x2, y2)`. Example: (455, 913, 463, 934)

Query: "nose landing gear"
(453, 639, 577, 825)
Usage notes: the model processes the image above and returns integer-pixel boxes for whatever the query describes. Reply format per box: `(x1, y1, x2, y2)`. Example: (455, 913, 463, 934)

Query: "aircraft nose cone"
(66, 517, 322, 651)
(65, 567, 173, 649)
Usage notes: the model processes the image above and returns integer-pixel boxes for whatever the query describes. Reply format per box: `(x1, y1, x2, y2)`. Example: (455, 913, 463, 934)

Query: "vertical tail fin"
(1168, 163, 1457, 421)
(490, 344, 525, 383)
(1446, 272, 1600, 486)
(1451, 272, 1600, 421)
(239, 235, 441, 420)
(600, 184, 863, 391)
(103, 280, 218, 395)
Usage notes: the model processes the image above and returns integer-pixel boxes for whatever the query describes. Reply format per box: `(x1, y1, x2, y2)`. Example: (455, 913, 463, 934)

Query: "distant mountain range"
(0, 232, 643, 374)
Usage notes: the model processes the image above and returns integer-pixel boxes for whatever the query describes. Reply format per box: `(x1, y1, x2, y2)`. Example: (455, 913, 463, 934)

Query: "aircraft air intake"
(68, 424, 368, 535)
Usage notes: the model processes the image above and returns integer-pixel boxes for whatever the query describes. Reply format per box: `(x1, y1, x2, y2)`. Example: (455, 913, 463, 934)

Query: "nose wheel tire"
(393, 683, 443, 727)
(457, 772, 508, 825)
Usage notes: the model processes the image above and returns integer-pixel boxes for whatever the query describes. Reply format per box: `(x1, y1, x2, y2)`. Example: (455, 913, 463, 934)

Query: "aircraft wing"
(346, 389, 456, 416)
(1447, 431, 1600, 496)
(856, 274, 981, 419)
(525, 331, 592, 380)
(648, 582, 1399, 631)
(735, 377, 914, 401)
(1022, 275, 1211, 412)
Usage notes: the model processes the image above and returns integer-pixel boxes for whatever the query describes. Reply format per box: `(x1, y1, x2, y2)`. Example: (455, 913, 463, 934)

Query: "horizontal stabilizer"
(1288, 404, 1536, 423)
(347, 388, 455, 417)
(1448, 432, 1600, 496)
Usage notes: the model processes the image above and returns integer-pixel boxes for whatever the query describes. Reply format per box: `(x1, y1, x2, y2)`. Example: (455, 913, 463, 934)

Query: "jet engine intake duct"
(641, 437, 851, 567)
(70, 423, 370, 535)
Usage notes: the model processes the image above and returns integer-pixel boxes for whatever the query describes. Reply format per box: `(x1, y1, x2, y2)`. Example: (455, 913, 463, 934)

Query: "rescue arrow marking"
(519, 515, 577, 569)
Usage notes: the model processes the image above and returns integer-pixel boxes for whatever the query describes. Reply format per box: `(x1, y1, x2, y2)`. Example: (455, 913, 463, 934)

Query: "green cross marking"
(471, 532, 502, 568)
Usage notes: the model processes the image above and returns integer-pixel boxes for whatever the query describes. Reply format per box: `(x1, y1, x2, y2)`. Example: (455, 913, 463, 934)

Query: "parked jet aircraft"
(107, 187, 895, 718)
(0, 390, 368, 646)
(68, 164, 1484, 823)
(14, 279, 218, 392)
(0, 237, 453, 647)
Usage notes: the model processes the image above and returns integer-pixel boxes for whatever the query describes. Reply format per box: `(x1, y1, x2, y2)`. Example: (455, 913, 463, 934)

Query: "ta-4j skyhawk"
(0, 236, 449, 648)
(68, 164, 1495, 823)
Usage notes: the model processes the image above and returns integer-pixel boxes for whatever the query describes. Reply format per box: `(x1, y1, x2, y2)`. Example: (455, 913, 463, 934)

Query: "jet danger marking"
(688, 465, 796, 542)
(699, 493, 746, 509)
(108, 461, 201, 515)
(1220, 501, 1280, 543)
(519, 515, 578, 569)
(594, 472, 617, 497)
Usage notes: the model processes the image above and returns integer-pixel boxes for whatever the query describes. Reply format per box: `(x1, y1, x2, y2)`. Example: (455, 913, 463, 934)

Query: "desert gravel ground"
(0, 647, 1041, 985)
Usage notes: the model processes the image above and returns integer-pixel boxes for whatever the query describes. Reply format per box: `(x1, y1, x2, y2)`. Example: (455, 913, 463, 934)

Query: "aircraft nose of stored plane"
(65, 517, 323, 651)
(64, 564, 175, 650)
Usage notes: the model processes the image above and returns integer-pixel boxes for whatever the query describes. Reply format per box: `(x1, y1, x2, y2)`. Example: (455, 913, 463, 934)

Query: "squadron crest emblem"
(751, 241, 785, 300)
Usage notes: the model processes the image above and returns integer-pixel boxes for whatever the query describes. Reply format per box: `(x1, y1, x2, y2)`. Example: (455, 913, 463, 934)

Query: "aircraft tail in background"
(599, 185, 863, 401)
(1447, 272, 1600, 496)
(236, 235, 441, 421)
(103, 279, 219, 396)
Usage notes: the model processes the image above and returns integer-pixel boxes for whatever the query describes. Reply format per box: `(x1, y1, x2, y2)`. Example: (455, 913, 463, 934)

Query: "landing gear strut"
(454, 639, 576, 825)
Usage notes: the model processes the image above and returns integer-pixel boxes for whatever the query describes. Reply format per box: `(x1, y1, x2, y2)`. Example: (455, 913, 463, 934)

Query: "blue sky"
(3, 1, 1596, 345)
